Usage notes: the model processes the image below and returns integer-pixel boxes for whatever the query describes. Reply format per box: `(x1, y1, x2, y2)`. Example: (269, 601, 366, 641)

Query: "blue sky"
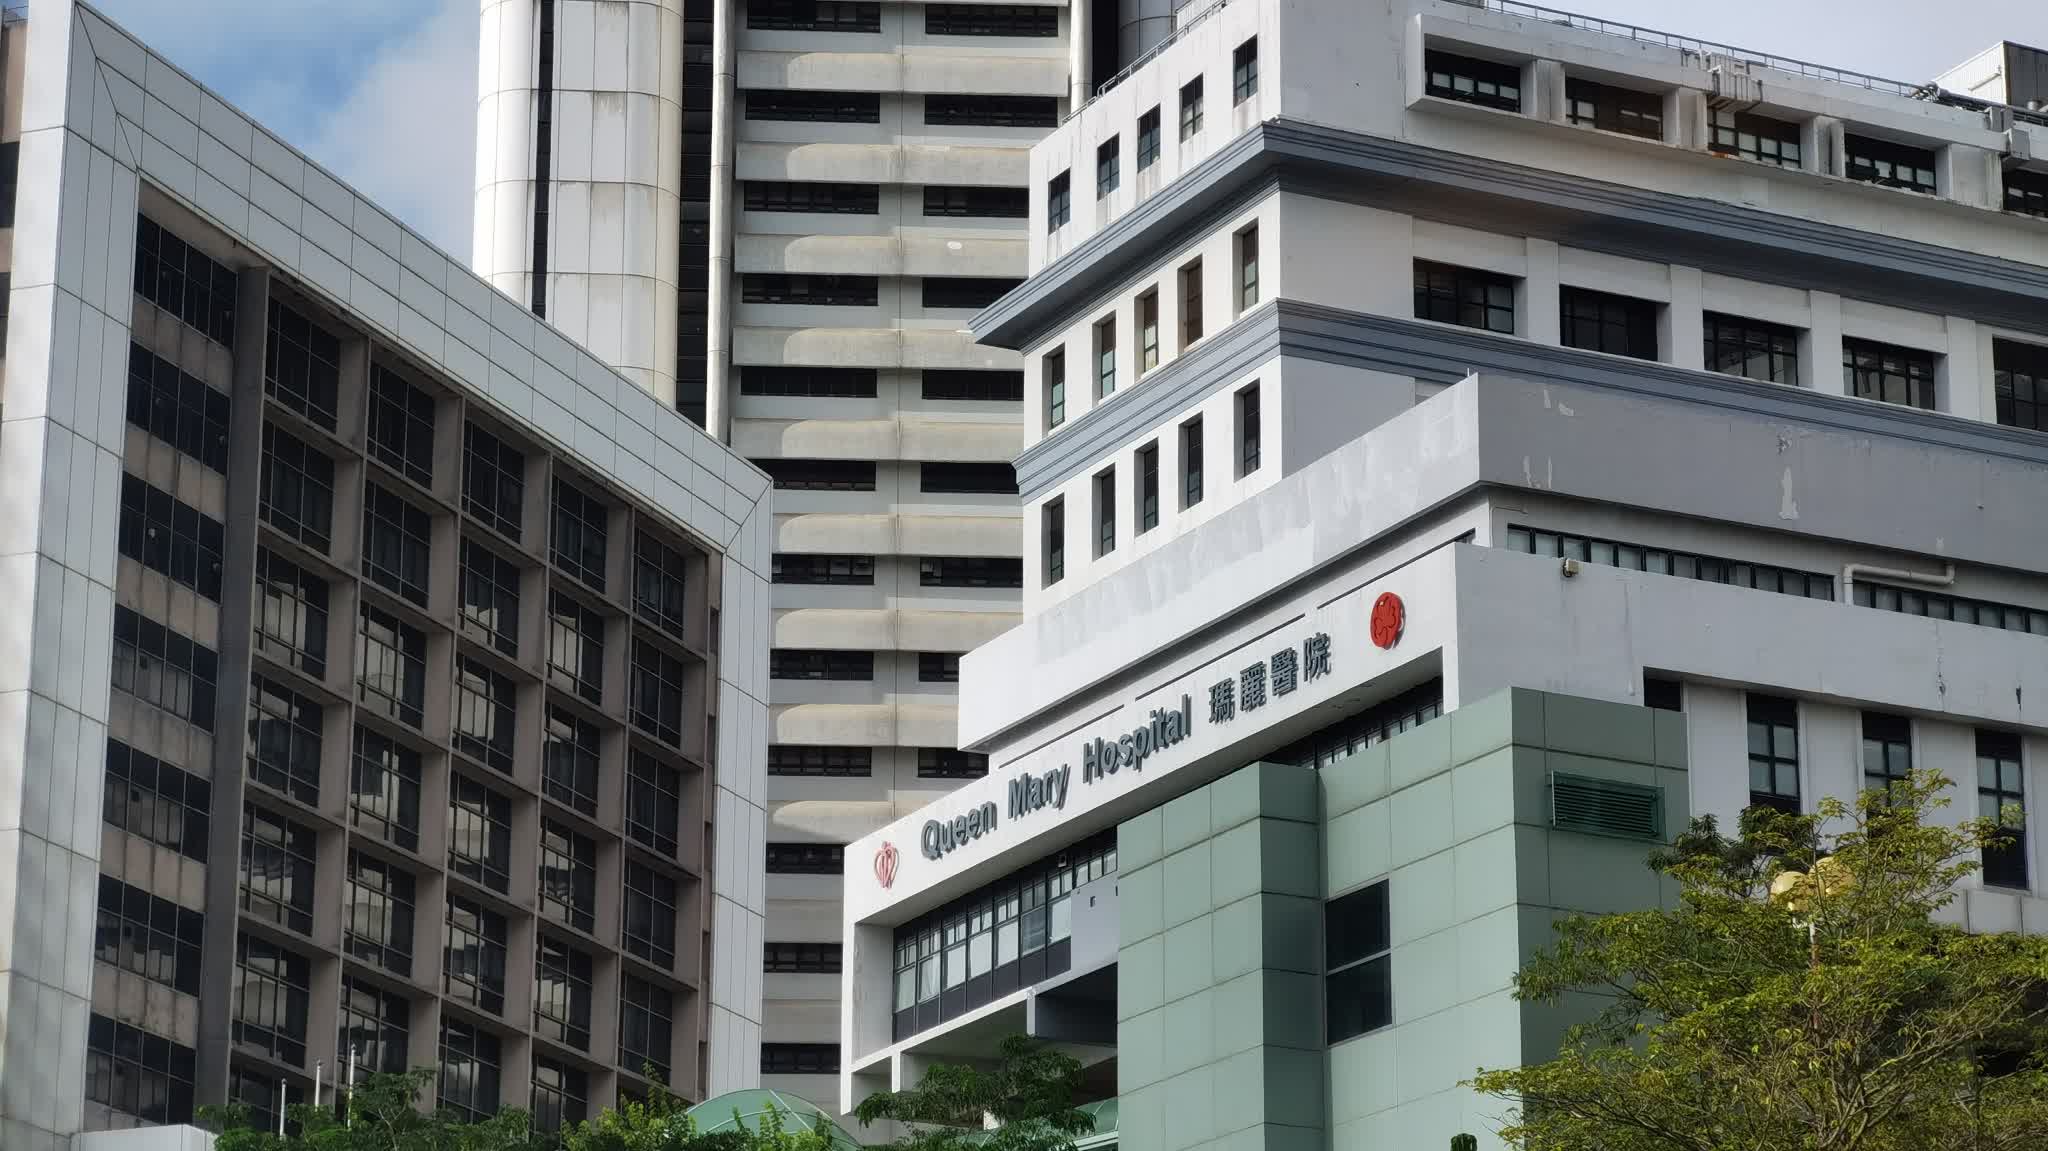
(83, 0, 2048, 266)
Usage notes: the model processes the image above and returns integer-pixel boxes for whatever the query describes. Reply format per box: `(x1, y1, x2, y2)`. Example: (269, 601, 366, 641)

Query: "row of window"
(127, 342, 231, 473)
(742, 182, 1028, 219)
(738, 274, 1020, 309)
(768, 648, 976, 684)
(773, 554, 1022, 587)
(765, 745, 988, 778)
(740, 367, 1023, 400)
(746, 1, 1055, 36)
(119, 473, 226, 602)
(745, 90, 1056, 127)
(112, 607, 219, 732)
(755, 458, 1018, 494)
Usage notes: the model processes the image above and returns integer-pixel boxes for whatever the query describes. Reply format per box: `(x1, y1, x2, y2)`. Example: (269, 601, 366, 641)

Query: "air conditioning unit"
(1707, 64, 1763, 110)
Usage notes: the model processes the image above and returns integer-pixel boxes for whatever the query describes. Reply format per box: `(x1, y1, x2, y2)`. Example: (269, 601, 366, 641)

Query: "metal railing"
(1066, 0, 1236, 124)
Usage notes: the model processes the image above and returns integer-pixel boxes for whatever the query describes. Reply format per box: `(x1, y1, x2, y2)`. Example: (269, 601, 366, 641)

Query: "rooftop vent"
(1551, 773, 1664, 841)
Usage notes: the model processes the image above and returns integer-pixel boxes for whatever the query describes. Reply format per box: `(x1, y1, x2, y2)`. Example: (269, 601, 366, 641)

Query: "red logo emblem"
(873, 842, 900, 889)
(1370, 593, 1405, 650)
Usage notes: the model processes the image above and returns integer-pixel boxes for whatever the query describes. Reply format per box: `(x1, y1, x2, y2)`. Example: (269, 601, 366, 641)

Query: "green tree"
(1472, 769, 2048, 1151)
(853, 1036, 1095, 1151)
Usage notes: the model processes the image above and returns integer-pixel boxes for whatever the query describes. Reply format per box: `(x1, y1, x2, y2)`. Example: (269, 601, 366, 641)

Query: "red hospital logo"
(874, 842, 900, 889)
(1370, 592, 1405, 650)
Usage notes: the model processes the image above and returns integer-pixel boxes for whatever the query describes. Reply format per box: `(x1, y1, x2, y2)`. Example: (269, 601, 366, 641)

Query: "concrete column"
(1665, 264, 1704, 369)
(1803, 702, 1862, 834)
(1523, 238, 1561, 344)
(474, 0, 540, 307)
(1070, 0, 1092, 110)
(1944, 316, 1987, 420)
(1526, 59, 1568, 123)
(1804, 116, 1844, 178)
(1682, 684, 1749, 830)
(1667, 88, 1708, 150)
(1805, 291, 1844, 395)
(705, 0, 738, 441)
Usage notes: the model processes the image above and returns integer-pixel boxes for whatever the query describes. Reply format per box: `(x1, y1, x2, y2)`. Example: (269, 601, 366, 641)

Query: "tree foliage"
(852, 1036, 1095, 1151)
(1472, 769, 2048, 1151)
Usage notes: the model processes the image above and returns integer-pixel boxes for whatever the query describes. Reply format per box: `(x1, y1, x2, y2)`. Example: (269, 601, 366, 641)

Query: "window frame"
(1324, 881, 1391, 1044)
(1093, 467, 1117, 558)
(1096, 135, 1120, 199)
(1703, 312, 1801, 385)
(1232, 37, 1259, 104)
(1413, 260, 1516, 334)
(1841, 337, 1938, 410)
(1559, 286, 1658, 361)
(1746, 693, 1802, 815)
(1179, 77, 1204, 140)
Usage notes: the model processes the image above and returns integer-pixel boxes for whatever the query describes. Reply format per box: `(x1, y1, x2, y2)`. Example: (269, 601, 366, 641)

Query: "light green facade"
(1117, 688, 1688, 1151)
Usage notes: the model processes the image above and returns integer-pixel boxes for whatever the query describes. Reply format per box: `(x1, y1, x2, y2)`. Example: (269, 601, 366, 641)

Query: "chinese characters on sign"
(1210, 632, 1331, 728)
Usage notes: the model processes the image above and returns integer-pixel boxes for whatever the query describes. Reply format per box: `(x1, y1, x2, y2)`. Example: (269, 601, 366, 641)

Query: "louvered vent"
(1551, 774, 1663, 841)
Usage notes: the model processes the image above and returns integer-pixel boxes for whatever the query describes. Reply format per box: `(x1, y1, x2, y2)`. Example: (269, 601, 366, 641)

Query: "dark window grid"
(745, 89, 881, 123)
(918, 748, 989, 779)
(240, 803, 317, 936)
(923, 185, 1028, 219)
(103, 739, 212, 863)
(367, 366, 436, 488)
(135, 215, 238, 345)
(926, 3, 1056, 35)
(1424, 50, 1522, 111)
(364, 484, 434, 607)
(547, 591, 607, 705)
(748, 0, 881, 32)
(1978, 731, 2029, 889)
(1137, 108, 1161, 169)
(438, 1020, 503, 1123)
(552, 478, 611, 594)
(2006, 167, 2048, 220)
(539, 821, 599, 935)
(1325, 881, 1391, 1043)
(459, 537, 521, 658)
(1277, 680, 1445, 770)
(338, 976, 410, 1077)
(1138, 444, 1160, 532)
(921, 462, 1017, 494)
(1747, 695, 1802, 814)
(88, 1013, 198, 1125)
(232, 1066, 307, 1137)
(763, 1044, 841, 1075)
(743, 273, 880, 306)
(1182, 417, 1205, 508)
(344, 852, 416, 974)
(626, 752, 683, 858)
(1503, 527, 1837, 601)
(95, 875, 205, 996)
(768, 745, 873, 777)
(919, 653, 962, 683)
(1097, 136, 1120, 198)
(619, 976, 674, 1083)
(350, 724, 423, 853)
(1846, 135, 1938, 194)
(1181, 261, 1204, 347)
(766, 942, 844, 973)
(740, 366, 879, 397)
(1843, 338, 1937, 410)
(1238, 386, 1261, 476)
(634, 531, 692, 640)
(1238, 226, 1260, 311)
(532, 1059, 590, 1136)
(233, 933, 311, 1066)
(444, 895, 510, 1014)
(260, 424, 336, 554)
(110, 608, 219, 732)
(630, 640, 688, 748)
(1139, 291, 1159, 372)
(254, 548, 329, 678)
(924, 369, 1025, 401)
(265, 298, 341, 431)
(1711, 109, 1802, 167)
(1862, 713, 1914, 797)
(1995, 339, 2048, 431)
(742, 181, 880, 213)
(775, 553, 876, 585)
(1565, 78, 1663, 140)
(770, 648, 874, 681)
(1044, 498, 1065, 585)
(543, 706, 603, 817)
(357, 604, 427, 729)
(1704, 313, 1801, 384)
(1232, 38, 1259, 103)
(767, 842, 845, 874)
(1414, 261, 1515, 334)
(1045, 349, 1067, 428)
(920, 556, 1022, 588)
(1560, 287, 1658, 361)
(1046, 171, 1071, 231)
(126, 343, 231, 473)
(622, 861, 678, 969)
(248, 675, 323, 806)
(453, 656, 518, 776)
(1179, 77, 1204, 140)
(119, 473, 226, 601)
(535, 939, 595, 1051)
(1096, 319, 1116, 398)
(926, 94, 1056, 127)
(757, 458, 877, 491)
(462, 421, 526, 543)
(448, 775, 514, 894)
(1854, 582, 2048, 636)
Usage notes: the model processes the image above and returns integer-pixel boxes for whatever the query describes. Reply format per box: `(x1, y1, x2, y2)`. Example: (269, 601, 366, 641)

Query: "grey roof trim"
(974, 118, 2048, 351)
(1012, 299, 2048, 502)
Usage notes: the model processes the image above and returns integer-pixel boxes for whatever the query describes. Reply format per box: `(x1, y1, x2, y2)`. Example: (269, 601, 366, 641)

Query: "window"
(1137, 290, 1160, 372)
(95, 875, 204, 995)
(1095, 317, 1116, 398)
(1044, 348, 1067, 429)
(918, 748, 989, 779)
(448, 774, 513, 893)
(1704, 313, 1800, 385)
(338, 977, 409, 1077)
(776, 554, 876, 585)
(547, 591, 606, 704)
(924, 185, 1029, 218)
(771, 648, 875, 680)
(1846, 134, 1937, 194)
(767, 842, 846, 874)
(255, 549, 329, 676)
(763, 1044, 841, 1075)
(110, 609, 219, 731)
(1414, 260, 1514, 333)
(634, 532, 691, 640)
(1047, 171, 1071, 231)
(438, 1020, 501, 1124)
(1995, 339, 2048, 431)
(1274, 679, 1444, 770)
(239, 798, 315, 933)
(531, 1059, 589, 1137)
(2005, 167, 2048, 219)
(926, 95, 1056, 127)
(233, 934, 311, 1066)
(620, 976, 673, 1082)
(1560, 287, 1658, 360)
(463, 421, 526, 542)
(1565, 78, 1662, 140)
(742, 181, 879, 213)
(1180, 259, 1204, 348)
(1232, 38, 1259, 103)
(921, 462, 1017, 494)
(363, 484, 432, 606)
(119, 474, 226, 601)
(444, 894, 509, 1014)
(925, 3, 1056, 35)
(1136, 442, 1160, 532)
(746, 89, 881, 122)
(350, 725, 421, 852)
(1179, 77, 1203, 140)
(1862, 713, 1913, 798)
(1979, 731, 2028, 889)
(358, 604, 426, 727)
(770, 745, 873, 777)
(136, 215, 237, 344)
(248, 675, 322, 805)
(1424, 50, 1522, 111)
(630, 640, 687, 747)
(741, 366, 879, 396)
(1094, 468, 1117, 557)
(104, 739, 211, 862)
(1043, 497, 1065, 586)
(540, 821, 598, 934)
(757, 458, 878, 491)
(626, 752, 682, 857)
(265, 298, 341, 430)
(458, 538, 521, 657)
(766, 942, 844, 973)
(1711, 109, 1802, 168)
(261, 424, 335, 552)
(744, 273, 880, 306)
(923, 370, 1024, 401)
(1237, 384, 1261, 476)
(1504, 526, 1836, 600)
(623, 861, 678, 968)
(1097, 135, 1120, 198)
(368, 366, 436, 487)
(1746, 694, 1801, 815)
(1325, 881, 1391, 1042)
(919, 653, 961, 683)
(1644, 675, 1683, 712)
(535, 937, 594, 1052)
(1236, 225, 1259, 312)
(1181, 416, 1204, 509)
(748, 0, 880, 32)
(1137, 107, 1161, 169)
(552, 478, 609, 591)
(126, 343, 231, 472)
(1843, 338, 1937, 410)
(924, 277, 1021, 310)
(88, 1014, 197, 1125)
(345, 851, 416, 974)
(921, 556, 1022, 588)
(541, 706, 602, 817)
(454, 656, 517, 775)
